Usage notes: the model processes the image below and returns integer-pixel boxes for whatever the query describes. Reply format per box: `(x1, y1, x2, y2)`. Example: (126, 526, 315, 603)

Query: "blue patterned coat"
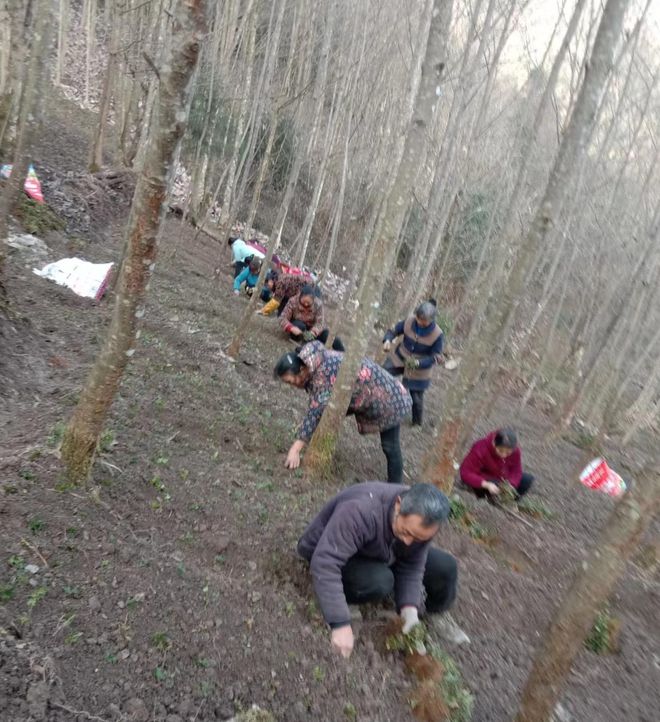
(296, 342, 412, 442)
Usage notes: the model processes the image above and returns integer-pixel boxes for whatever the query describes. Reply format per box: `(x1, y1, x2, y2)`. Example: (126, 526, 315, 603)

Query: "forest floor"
(1, 94, 659, 722)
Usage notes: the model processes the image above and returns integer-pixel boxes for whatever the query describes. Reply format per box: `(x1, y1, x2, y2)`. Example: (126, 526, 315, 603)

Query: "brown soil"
(1, 93, 659, 721)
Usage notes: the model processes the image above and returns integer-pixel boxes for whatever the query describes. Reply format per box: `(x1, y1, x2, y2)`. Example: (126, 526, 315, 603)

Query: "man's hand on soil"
(331, 625, 354, 658)
(290, 326, 303, 337)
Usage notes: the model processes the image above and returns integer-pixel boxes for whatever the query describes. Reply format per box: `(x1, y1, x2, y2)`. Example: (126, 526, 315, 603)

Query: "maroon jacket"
(297, 482, 430, 627)
(459, 431, 523, 489)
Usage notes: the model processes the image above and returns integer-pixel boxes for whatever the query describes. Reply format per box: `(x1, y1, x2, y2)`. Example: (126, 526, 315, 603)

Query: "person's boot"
(428, 612, 470, 645)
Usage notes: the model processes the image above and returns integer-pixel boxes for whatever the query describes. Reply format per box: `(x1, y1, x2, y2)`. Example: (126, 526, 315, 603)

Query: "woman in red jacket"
(459, 428, 534, 499)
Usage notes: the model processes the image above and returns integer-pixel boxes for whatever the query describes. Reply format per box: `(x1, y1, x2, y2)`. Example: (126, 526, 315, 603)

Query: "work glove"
(383, 340, 392, 353)
(400, 606, 420, 634)
(302, 330, 316, 342)
(404, 357, 421, 371)
(258, 298, 280, 316)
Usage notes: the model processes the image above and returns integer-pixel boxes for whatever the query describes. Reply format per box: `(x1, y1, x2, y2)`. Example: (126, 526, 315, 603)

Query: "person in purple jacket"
(459, 427, 534, 500)
(298, 482, 458, 658)
(274, 342, 412, 483)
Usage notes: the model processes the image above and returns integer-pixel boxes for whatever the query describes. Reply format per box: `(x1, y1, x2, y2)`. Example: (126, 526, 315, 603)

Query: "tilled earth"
(1, 97, 659, 722)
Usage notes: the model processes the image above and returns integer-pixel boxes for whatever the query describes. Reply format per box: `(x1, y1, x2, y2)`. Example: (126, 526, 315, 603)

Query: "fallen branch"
(50, 702, 107, 721)
(20, 538, 49, 568)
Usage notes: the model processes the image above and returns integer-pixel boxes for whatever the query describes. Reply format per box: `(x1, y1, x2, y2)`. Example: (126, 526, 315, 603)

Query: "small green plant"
(154, 666, 167, 682)
(386, 622, 428, 656)
(105, 651, 119, 664)
(284, 601, 295, 617)
(0, 583, 16, 602)
(585, 608, 619, 655)
(517, 498, 554, 520)
(312, 665, 325, 682)
(63, 585, 81, 598)
(467, 522, 488, 540)
(154, 454, 169, 467)
(428, 644, 474, 722)
(27, 586, 47, 609)
(19, 468, 36, 481)
(65, 631, 83, 645)
(196, 657, 213, 669)
(99, 429, 116, 453)
(47, 421, 66, 448)
(151, 631, 171, 651)
(8, 555, 24, 568)
(28, 517, 45, 534)
(343, 703, 358, 721)
(449, 496, 469, 522)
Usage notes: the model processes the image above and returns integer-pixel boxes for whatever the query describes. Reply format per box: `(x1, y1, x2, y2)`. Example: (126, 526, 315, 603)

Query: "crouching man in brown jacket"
(297, 482, 458, 658)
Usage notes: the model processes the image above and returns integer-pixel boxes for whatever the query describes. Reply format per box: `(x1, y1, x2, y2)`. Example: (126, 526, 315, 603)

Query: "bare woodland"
(1, 0, 659, 720)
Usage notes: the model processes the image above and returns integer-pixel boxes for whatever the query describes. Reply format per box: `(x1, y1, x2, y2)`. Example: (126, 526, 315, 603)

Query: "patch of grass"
(8, 554, 24, 568)
(449, 496, 469, 522)
(343, 703, 358, 721)
(27, 586, 48, 609)
(153, 666, 167, 682)
(47, 421, 66, 448)
(151, 631, 172, 651)
(19, 468, 36, 481)
(517, 498, 554, 520)
(65, 631, 83, 645)
(585, 607, 620, 655)
(99, 429, 116, 453)
(0, 583, 16, 602)
(427, 645, 474, 722)
(312, 665, 325, 682)
(28, 517, 45, 534)
(16, 197, 66, 235)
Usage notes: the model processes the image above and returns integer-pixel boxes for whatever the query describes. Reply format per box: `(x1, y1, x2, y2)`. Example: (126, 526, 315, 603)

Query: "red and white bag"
(579, 458, 627, 497)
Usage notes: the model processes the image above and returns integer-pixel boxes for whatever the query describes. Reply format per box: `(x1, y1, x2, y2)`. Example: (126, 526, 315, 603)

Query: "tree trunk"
(88, 5, 118, 172)
(0, 0, 49, 243)
(515, 465, 659, 722)
(304, 0, 453, 475)
(60, 0, 206, 484)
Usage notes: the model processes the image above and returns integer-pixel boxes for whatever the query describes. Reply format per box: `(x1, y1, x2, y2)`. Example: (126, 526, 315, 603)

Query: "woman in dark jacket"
(459, 428, 534, 499)
(274, 341, 412, 483)
(383, 300, 444, 426)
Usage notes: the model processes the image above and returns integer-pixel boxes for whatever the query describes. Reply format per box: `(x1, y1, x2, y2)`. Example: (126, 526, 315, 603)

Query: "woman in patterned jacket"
(274, 341, 412, 483)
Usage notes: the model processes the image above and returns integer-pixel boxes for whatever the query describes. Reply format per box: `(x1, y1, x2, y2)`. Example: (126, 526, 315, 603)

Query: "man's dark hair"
(227, 236, 237, 246)
(399, 483, 450, 527)
(494, 427, 518, 449)
(415, 301, 437, 322)
(273, 351, 304, 379)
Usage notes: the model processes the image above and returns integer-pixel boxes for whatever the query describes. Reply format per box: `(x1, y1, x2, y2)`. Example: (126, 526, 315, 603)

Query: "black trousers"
(341, 547, 457, 614)
(380, 425, 403, 484)
(289, 320, 345, 351)
(383, 358, 425, 425)
(468, 471, 535, 499)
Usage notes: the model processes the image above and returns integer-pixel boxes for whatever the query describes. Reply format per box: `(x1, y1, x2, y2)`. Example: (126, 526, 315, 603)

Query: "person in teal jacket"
(233, 257, 262, 296)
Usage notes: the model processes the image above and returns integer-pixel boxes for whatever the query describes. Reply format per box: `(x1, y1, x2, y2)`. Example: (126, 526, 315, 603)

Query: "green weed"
(27, 586, 47, 609)
(585, 608, 619, 655)
(28, 517, 45, 534)
(151, 631, 171, 651)
(47, 422, 66, 448)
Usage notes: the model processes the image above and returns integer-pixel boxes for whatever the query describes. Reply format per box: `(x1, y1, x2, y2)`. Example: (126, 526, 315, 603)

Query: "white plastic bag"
(33, 258, 114, 301)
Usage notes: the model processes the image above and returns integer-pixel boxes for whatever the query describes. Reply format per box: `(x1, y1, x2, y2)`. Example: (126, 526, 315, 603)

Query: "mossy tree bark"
(61, 0, 207, 484)
(515, 465, 659, 722)
(304, 0, 454, 477)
